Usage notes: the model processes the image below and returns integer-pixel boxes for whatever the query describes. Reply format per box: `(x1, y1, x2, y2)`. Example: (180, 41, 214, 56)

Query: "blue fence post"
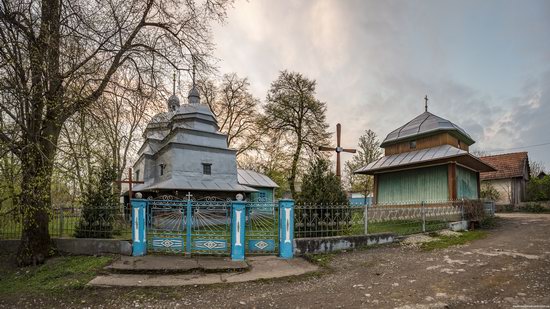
(231, 201, 246, 261)
(278, 199, 294, 259)
(132, 199, 147, 256)
(186, 197, 192, 255)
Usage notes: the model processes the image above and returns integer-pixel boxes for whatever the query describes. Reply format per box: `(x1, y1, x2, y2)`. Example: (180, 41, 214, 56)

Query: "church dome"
(167, 94, 180, 111)
(188, 87, 200, 104)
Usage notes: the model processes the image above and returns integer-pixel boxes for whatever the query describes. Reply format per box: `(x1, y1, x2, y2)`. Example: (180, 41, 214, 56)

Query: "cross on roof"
(318, 123, 357, 178)
(425, 95, 429, 112)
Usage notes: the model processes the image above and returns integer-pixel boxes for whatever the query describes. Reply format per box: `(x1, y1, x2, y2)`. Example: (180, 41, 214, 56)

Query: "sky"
(211, 0, 550, 170)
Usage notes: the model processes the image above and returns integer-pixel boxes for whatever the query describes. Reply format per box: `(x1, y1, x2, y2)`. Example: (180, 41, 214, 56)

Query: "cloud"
(212, 0, 550, 168)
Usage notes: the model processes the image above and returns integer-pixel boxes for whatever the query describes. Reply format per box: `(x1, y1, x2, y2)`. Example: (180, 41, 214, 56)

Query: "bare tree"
(260, 71, 330, 197)
(344, 129, 382, 196)
(529, 160, 546, 178)
(197, 73, 261, 158)
(0, 0, 231, 265)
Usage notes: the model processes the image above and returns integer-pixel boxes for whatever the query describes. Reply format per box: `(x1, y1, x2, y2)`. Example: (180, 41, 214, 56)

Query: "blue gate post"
(231, 201, 246, 261)
(186, 197, 192, 255)
(132, 199, 147, 256)
(279, 199, 294, 259)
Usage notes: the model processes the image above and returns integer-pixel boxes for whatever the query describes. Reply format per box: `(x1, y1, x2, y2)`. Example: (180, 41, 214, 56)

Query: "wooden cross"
(114, 167, 144, 204)
(319, 123, 357, 178)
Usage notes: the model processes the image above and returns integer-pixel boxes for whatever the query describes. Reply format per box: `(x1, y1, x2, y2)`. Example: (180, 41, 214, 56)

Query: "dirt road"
(2, 213, 550, 308)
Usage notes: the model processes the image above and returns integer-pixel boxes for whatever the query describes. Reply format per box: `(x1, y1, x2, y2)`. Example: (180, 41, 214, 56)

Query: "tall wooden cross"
(319, 123, 357, 178)
(114, 167, 144, 204)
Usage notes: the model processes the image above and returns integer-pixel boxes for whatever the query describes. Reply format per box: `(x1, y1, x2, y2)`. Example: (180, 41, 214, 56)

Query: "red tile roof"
(479, 152, 529, 180)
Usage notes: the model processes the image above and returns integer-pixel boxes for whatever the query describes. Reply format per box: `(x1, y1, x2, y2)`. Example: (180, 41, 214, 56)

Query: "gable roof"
(381, 112, 475, 147)
(479, 152, 529, 181)
(355, 144, 496, 174)
(237, 169, 279, 188)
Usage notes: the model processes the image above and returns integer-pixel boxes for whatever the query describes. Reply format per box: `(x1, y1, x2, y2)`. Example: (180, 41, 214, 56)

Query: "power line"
(482, 141, 550, 153)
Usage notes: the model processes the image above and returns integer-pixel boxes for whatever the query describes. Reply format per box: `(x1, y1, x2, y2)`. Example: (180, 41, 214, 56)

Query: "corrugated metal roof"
(381, 112, 474, 147)
(237, 169, 279, 188)
(355, 145, 467, 173)
(132, 178, 257, 192)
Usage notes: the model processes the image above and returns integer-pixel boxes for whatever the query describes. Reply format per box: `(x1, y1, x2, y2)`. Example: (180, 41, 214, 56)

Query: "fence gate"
(245, 202, 279, 254)
(147, 196, 231, 255)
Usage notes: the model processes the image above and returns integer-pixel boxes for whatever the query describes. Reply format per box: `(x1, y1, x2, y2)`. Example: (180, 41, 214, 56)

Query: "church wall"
(377, 165, 449, 204)
(168, 129, 228, 149)
(169, 146, 238, 182)
(384, 133, 470, 156)
(456, 166, 479, 199)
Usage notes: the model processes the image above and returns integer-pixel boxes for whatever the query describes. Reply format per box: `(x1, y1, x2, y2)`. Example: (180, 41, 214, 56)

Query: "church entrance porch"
(131, 197, 293, 260)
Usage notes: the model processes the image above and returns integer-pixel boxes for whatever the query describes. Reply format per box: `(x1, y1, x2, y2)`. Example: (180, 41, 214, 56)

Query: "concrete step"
(105, 255, 249, 274)
(90, 256, 319, 287)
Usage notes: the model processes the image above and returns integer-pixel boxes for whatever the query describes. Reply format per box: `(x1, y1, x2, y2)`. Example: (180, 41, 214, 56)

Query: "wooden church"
(355, 99, 495, 204)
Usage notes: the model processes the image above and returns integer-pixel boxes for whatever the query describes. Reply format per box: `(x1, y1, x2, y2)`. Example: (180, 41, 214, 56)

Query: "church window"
(135, 169, 140, 181)
(160, 164, 166, 176)
(202, 163, 212, 175)
(410, 140, 417, 149)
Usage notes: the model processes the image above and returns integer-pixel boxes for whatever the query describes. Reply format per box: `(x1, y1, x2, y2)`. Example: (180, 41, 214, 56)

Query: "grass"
(0, 255, 113, 296)
(420, 230, 487, 251)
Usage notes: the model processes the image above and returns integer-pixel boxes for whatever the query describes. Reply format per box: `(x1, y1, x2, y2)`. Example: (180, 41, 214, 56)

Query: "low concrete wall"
(0, 238, 132, 256)
(293, 233, 396, 255)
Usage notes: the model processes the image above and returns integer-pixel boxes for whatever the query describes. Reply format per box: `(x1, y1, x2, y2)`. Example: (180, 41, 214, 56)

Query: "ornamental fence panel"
(245, 202, 279, 254)
(294, 199, 487, 239)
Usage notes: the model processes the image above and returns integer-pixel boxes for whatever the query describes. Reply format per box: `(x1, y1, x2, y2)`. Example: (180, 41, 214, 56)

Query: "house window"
(258, 192, 267, 202)
(202, 163, 212, 175)
(410, 140, 417, 149)
(160, 164, 166, 176)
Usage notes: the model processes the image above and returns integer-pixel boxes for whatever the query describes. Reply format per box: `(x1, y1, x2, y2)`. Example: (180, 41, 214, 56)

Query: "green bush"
(526, 175, 550, 201)
(297, 158, 348, 205)
(295, 158, 350, 237)
(519, 202, 549, 213)
(74, 163, 118, 238)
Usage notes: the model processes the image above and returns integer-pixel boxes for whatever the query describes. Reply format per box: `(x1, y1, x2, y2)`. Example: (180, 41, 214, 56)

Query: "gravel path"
(2, 213, 549, 308)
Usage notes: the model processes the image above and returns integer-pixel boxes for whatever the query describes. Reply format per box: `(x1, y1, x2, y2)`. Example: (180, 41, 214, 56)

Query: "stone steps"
(105, 255, 249, 275)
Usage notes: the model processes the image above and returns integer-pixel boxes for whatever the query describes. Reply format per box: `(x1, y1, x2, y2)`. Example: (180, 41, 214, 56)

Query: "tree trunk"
(289, 141, 302, 198)
(16, 146, 55, 266)
(16, 122, 61, 266)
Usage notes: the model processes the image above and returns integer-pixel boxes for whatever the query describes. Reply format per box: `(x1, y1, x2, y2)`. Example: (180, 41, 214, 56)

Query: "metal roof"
(132, 178, 258, 193)
(354, 144, 495, 174)
(237, 169, 279, 188)
(381, 112, 475, 147)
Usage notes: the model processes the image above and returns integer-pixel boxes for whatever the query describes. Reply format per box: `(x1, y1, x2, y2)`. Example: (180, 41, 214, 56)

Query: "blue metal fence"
(131, 197, 294, 260)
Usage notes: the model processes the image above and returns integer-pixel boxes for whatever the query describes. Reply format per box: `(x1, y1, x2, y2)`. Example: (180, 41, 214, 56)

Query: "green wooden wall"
(250, 187, 274, 202)
(377, 165, 449, 204)
(456, 166, 478, 199)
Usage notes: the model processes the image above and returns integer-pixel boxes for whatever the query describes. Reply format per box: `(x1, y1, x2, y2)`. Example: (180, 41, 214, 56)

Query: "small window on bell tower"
(160, 164, 166, 176)
(458, 140, 462, 149)
(410, 140, 417, 149)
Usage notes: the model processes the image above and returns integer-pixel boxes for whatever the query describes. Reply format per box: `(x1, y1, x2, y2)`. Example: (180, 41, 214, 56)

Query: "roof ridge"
(479, 151, 528, 158)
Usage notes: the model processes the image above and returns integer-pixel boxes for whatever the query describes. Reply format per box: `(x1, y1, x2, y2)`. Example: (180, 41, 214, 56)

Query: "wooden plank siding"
(384, 132, 469, 156)
(456, 165, 479, 199)
(376, 165, 449, 204)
